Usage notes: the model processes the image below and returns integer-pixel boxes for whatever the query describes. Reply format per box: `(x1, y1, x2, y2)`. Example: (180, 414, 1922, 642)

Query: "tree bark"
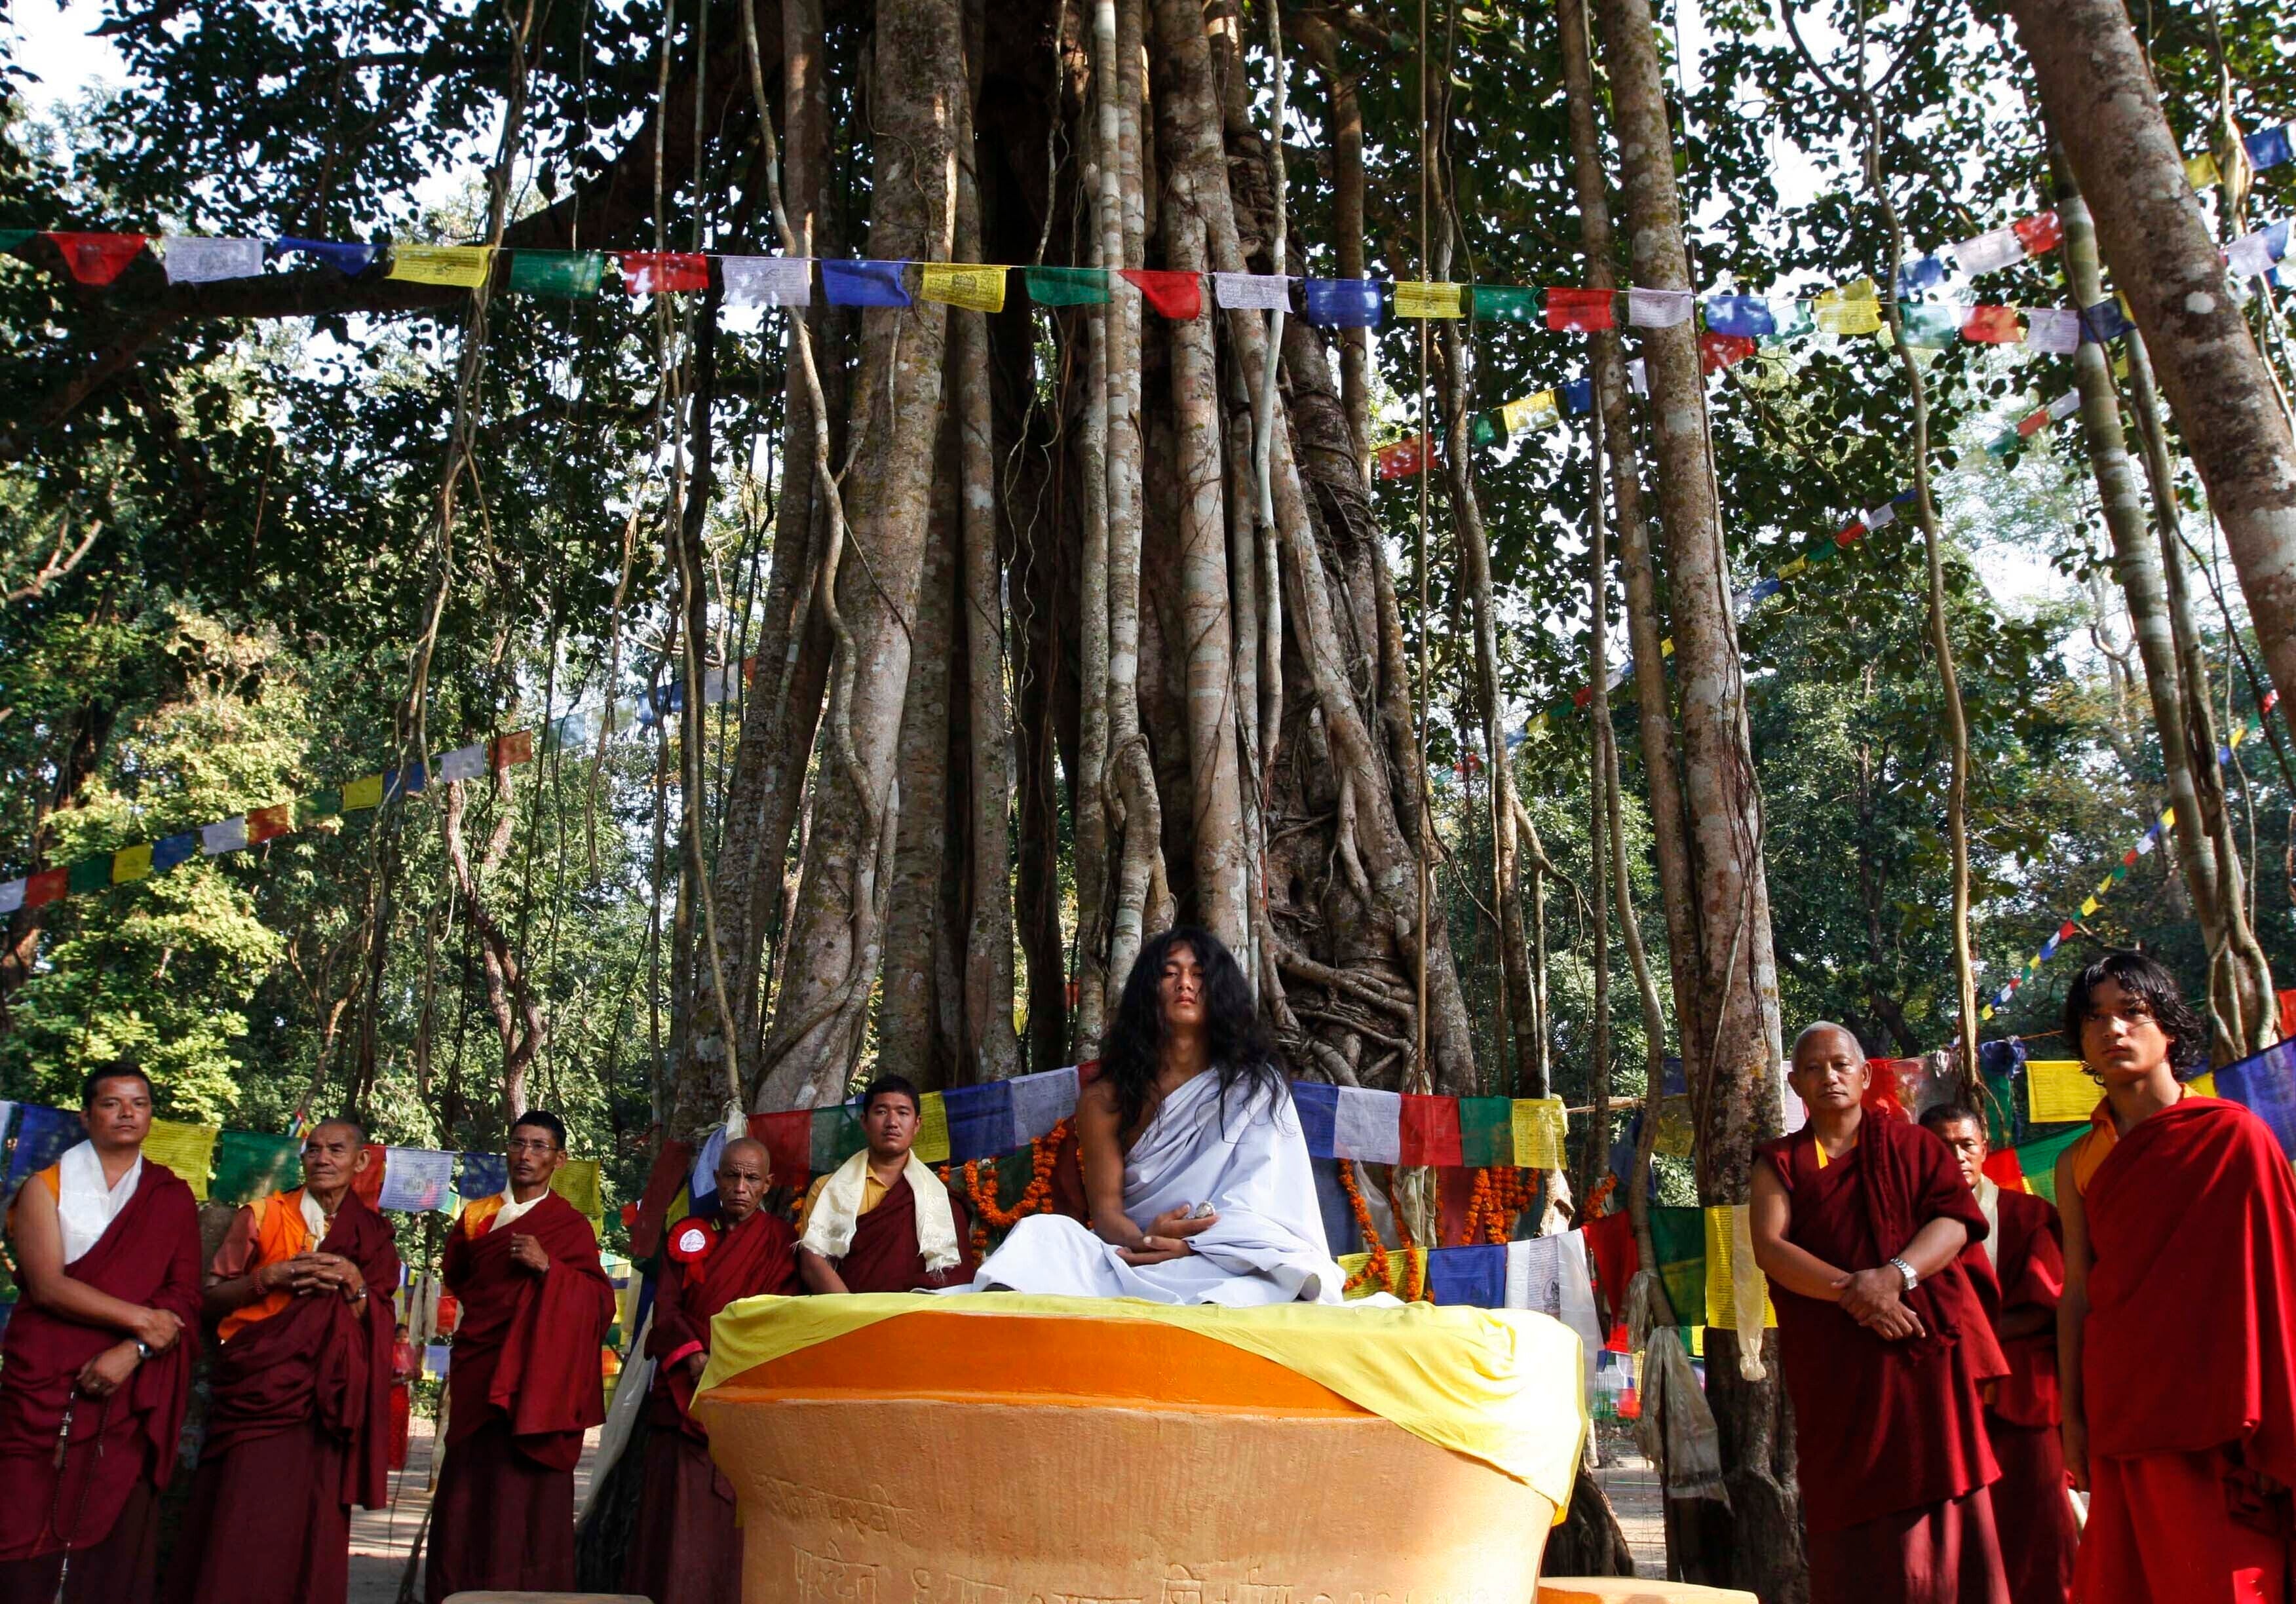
(1292, 14, 1370, 482)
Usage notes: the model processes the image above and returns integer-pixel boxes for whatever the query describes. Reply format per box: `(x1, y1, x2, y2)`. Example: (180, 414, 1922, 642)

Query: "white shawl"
(799, 1150, 961, 1273)
(56, 1141, 142, 1266)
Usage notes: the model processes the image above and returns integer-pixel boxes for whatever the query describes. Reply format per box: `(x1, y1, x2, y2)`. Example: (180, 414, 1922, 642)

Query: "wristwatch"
(134, 1339, 154, 1361)
(1887, 1255, 1919, 1292)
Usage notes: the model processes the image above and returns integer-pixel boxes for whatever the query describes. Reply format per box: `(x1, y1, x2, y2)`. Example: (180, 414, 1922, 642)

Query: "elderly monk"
(1751, 1023, 2010, 1604)
(625, 1137, 801, 1604)
(0, 1064, 199, 1604)
(1923, 1101, 2077, 1604)
(798, 1075, 975, 1293)
(425, 1110, 617, 1601)
(168, 1117, 399, 1604)
(2055, 951, 2296, 1604)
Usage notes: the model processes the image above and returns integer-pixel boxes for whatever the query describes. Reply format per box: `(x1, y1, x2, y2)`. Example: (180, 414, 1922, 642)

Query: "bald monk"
(425, 1111, 617, 1601)
(625, 1138, 802, 1604)
(168, 1117, 399, 1604)
(2054, 951, 2296, 1604)
(0, 1064, 199, 1604)
(1751, 1023, 2011, 1604)
(1923, 1101, 2077, 1603)
(797, 1075, 975, 1293)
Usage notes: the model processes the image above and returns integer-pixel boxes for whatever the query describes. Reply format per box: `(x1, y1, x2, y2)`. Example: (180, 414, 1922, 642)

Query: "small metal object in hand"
(1189, 1202, 1215, 1219)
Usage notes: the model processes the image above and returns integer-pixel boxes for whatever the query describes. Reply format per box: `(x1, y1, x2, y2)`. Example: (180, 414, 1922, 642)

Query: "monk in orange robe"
(168, 1118, 399, 1604)
(1752, 1023, 2010, 1604)
(424, 1110, 617, 1601)
(624, 1137, 801, 1604)
(796, 1075, 975, 1293)
(2055, 951, 2296, 1604)
(0, 1065, 200, 1604)
(1923, 1101, 2076, 1604)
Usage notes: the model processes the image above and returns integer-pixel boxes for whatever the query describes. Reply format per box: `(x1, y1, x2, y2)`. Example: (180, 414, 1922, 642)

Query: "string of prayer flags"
(1304, 277, 1383, 328)
(389, 244, 493, 288)
(2228, 219, 2292, 280)
(278, 237, 381, 275)
(509, 250, 611, 297)
(719, 254, 811, 307)
(1544, 287, 1615, 331)
(161, 236, 264, 284)
(822, 258, 913, 307)
(619, 251, 709, 294)
(1951, 223, 2031, 276)
(1898, 253, 1949, 298)
(919, 263, 1008, 313)
(1813, 278, 1882, 335)
(1374, 434, 1432, 479)
(1393, 280, 1464, 318)
(48, 232, 149, 284)
(2187, 151, 2225, 189)
(1121, 269, 1202, 320)
(1985, 387, 2082, 455)
(1214, 271, 1292, 312)
(808, 1103, 869, 1173)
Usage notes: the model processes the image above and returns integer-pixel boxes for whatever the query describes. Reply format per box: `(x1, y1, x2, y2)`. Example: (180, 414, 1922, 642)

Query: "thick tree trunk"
(2012, 0, 2296, 731)
(1292, 16, 1369, 482)
(1590, 0, 1798, 1590)
(1072, 68, 1116, 1056)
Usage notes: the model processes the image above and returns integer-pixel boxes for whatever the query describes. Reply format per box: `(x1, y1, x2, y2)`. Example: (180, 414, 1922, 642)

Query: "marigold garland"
(1583, 1172, 1618, 1218)
(1338, 1161, 1390, 1295)
(1464, 1166, 1541, 1244)
(939, 1117, 1074, 1256)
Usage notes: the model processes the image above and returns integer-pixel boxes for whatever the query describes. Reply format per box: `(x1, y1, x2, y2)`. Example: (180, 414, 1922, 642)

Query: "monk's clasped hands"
(1832, 1267, 1927, 1341)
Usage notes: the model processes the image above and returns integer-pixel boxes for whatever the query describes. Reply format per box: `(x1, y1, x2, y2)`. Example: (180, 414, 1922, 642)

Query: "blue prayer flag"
(1978, 1038, 2027, 1079)
(2216, 1039, 2296, 1159)
(943, 1080, 1018, 1162)
(2244, 124, 2294, 172)
(1303, 278, 1384, 329)
(456, 1151, 508, 1200)
(152, 831, 199, 873)
(275, 237, 381, 275)
(5, 1105, 79, 1196)
(1290, 1081, 1338, 1158)
(384, 763, 427, 799)
(2080, 298, 2134, 343)
(1661, 1056, 1688, 1097)
(1426, 1244, 1506, 1308)
(1560, 378, 1592, 415)
(1896, 255, 1948, 298)
(1702, 295, 1775, 337)
(820, 259, 912, 307)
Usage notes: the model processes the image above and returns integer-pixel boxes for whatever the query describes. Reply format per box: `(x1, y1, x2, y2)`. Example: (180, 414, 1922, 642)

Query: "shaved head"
(313, 1116, 368, 1145)
(720, 1137, 771, 1168)
(714, 1136, 773, 1223)
(1791, 1021, 1864, 1068)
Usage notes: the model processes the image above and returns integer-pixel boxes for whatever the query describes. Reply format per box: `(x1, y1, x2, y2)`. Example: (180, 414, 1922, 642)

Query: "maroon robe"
(2073, 1097, 2296, 1604)
(820, 1172, 976, 1293)
(167, 1190, 400, 1604)
(624, 1209, 802, 1604)
(425, 1190, 616, 1601)
(0, 1161, 201, 1604)
(1970, 1186, 2076, 1604)
(1761, 1117, 2012, 1604)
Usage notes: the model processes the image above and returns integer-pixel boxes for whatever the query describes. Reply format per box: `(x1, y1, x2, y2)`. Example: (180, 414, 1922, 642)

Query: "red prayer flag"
(2057, 921, 2078, 940)
(1835, 521, 1865, 546)
(1544, 287, 1615, 332)
(353, 1143, 387, 1210)
(2279, 987, 2296, 1041)
(1962, 305, 2023, 343)
(629, 1137, 697, 1261)
(2012, 210, 2063, 256)
(491, 729, 533, 769)
(45, 231, 148, 285)
(1699, 331, 1757, 373)
(246, 804, 294, 843)
(619, 251, 710, 294)
(1375, 435, 1430, 479)
(1120, 269, 1202, 319)
(2016, 407, 2051, 436)
(1981, 1146, 2027, 1194)
(23, 867, 67, 907)
(748, 1109, 812, 1181)
(1397, 1094, 1463, 1166)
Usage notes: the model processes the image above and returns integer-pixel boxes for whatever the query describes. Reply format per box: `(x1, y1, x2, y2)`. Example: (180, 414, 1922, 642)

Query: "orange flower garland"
(939, 1117, 1075, 1256)
(1462, 1166, 1541, 1244)
(1338, 1161, 1390, 1296)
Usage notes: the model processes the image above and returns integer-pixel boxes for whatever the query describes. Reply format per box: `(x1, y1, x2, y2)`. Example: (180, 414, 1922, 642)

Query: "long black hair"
(2062, 949, 2208, 1079)
(1102, 926, 1282, 1136)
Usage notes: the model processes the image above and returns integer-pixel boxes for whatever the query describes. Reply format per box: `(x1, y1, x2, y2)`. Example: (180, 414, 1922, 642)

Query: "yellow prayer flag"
(1777, 556, 1808, 579)
(1814, 277, 1883, 335)
(143, 1118, 220, 1199)
(2185, 151, 2222, 189)
(919, 263, 1008, 313)
(551, 1158, 602, 1220)
(2078, 896, 2101, 917)
(388, 244, 495, 288)
(915, 1091, 951, 1164)
(1510, 1096, 1567, 1170)
(2161, 805, 2175, 828)
(2025, 1060, 2096, 1124)
(112, 843, 153, 883)
(1499, 391, 1558, 435)
(1653, 1094, 1696, 1158)
(342, 773, 385, 812)
(1659, 638, 1675, 658)
(1703, 1205, 1779, 1329)
(1393, 280, 1464, 318)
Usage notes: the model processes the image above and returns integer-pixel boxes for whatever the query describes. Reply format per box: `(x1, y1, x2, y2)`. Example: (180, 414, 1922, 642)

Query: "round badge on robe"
(668, 1219, 717, 1263)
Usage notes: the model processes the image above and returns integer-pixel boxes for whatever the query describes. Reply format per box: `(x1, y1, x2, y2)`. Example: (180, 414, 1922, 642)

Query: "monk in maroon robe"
(0, 1065, 201, 1604)
(796, 1074, 976, 1293)
(625, 1137, 801, 1604)
(425, 1111, 617, 1601)
(168, 1118, 399, 1604)
(1923, 1101, 2076, 1604)
(2054, 952, 2296, 1604)
(1752, 1023, 2011, 1604)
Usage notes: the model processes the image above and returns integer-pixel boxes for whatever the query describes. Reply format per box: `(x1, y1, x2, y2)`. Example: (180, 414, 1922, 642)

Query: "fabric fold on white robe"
(950, 1068, 1345, 1306)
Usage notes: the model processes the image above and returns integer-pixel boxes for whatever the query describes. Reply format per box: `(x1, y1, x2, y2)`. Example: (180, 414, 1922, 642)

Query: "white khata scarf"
(56, 1141, 141, 1266)
(799, 1150, 961, 1273)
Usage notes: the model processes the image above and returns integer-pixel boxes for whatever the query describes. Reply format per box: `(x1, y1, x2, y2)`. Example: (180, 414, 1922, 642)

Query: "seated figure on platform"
(798, 1077, 976, 1293)
(955, 925, 1345, 1305)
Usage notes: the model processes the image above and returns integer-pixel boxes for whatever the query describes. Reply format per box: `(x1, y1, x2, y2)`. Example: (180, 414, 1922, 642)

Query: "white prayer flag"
(2228, 232, 2278, 279)
(700, 666, 732, 706)
(719, 256, 813, 307)
(1626, 288, 1694, 328)
(0, 880, 22, 915)
(1214, 273, 1292, 311)
(202, 816, 248, 856)
(161, 237, 265, 284)
(377, 1147, 455, 1213)
(1332, 1086, 1402, 1164)
(2047, 389, 2083, 421)
(1626, 358, 1649, 397)
(1953, 227, 2024, 275)
(436, 742, 488, 782)
(2024, 307, 2081, 354)
(1012, 1066, 1079, 1143)
(1864, 503, 1896, 531)
(2136, 827, 2160, 856)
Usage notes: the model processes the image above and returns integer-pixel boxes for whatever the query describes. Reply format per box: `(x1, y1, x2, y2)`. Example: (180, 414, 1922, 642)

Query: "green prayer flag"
(1457, 1098, 1514, 1167)
(1649, 1205, 1706, 1326)
(2015, 1128, 2087, 1205)
(1024, 266, 1112, 307)
(507, 250, 609, 297)
(809, 1104, 868, 1173)
(67, 854, 113, 895)
(0, 229, 35, 254)
(1900, 303, 1963, 349)
(1470, 415, 1499, 448)
(210, 1130, 303, 1204)
(297, 790, 342, 825)
(1980, 1069, 2021, 1151)
(1470, 285, 1539, 322)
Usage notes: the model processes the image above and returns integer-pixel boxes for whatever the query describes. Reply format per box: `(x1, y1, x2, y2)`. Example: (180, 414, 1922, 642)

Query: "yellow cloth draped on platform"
(698, 1291, 1588, 1514)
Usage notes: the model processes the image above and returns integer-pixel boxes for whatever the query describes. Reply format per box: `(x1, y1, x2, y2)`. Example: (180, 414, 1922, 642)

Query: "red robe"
(1972, 1185, 2076, 1604)
(624, 1210, 802, 1604)
(425, 1191, 616, 1601)
(2073, 1096, 2296, 1604)
(1761, 1118, 2011, 1604)
(0, 1161, 201, 1604)
(166, 1189, 399, 1604)
(822, 1172, 976, 1293)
